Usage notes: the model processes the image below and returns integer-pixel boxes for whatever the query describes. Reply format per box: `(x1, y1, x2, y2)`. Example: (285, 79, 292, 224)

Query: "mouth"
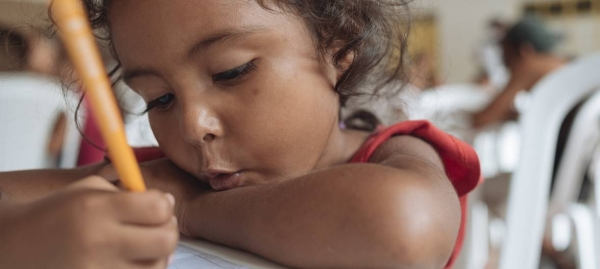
(204, 170, 244, 191)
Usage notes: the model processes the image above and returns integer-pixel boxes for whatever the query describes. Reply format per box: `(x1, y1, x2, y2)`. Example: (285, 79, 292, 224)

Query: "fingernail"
(165, 193, 175, 207)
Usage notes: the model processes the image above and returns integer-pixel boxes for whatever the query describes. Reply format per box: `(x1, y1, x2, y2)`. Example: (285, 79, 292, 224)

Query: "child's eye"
(145, 93, 175, 113)
(212, 60, 258, 84)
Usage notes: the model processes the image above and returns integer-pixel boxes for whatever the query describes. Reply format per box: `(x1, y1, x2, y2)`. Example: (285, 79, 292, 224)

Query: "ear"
(334, 50, 355, 80)
(322, 42, 355, 87)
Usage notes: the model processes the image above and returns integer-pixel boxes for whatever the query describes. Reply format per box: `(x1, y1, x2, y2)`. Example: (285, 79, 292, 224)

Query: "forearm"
(183, 163, 459, 269)
(472, 76, 526, 128)
(0, 202, 18, 259)
(0, 163, 106, 203)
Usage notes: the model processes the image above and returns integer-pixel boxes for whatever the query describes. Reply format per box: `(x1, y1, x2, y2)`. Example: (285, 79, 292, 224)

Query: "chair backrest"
(544, 91, 600, 269)
(549, 91, 600, 216)
(594, 143, 600, 226)
(499, 54, 600, 269)
(0, 73, 80, 171)
(588, 139, 600, 267)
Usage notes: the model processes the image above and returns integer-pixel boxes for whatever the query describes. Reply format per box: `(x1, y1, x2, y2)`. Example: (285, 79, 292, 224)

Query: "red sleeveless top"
(127, 120, 481, 268)
(350, 120, 481, 269)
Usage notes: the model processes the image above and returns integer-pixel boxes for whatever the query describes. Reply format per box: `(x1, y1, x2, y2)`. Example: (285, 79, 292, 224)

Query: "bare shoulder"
(356, 135, 462, 267)
(369, 135, 446, 179)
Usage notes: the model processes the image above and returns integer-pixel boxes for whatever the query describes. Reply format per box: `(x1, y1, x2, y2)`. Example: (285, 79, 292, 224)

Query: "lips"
(206, 171, 243, 191)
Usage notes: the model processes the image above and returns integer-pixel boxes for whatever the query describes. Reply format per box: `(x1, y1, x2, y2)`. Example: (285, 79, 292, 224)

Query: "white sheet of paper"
(168, 245, 248, 269)
(168, 237, 287, 269)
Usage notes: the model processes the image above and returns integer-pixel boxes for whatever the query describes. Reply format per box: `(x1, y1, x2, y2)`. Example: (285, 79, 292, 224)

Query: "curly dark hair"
(78, 0, 411, 106)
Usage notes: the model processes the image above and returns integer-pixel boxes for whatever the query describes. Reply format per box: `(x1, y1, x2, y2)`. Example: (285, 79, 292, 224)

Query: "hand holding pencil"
(0, 174, 178, 269)
(0, 1, 182, 267)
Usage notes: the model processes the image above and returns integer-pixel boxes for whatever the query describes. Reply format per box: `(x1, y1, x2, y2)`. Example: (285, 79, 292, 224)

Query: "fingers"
(119, 216, 179, 261)
(64, 175, 119, 192)
(111, 190, 176, 225)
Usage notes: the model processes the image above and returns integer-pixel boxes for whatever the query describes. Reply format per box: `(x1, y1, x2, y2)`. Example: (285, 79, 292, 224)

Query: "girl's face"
(110, 0, 345, 190)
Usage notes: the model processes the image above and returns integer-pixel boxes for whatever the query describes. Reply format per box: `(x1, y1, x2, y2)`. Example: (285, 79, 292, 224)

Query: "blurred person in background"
(0, 25, 70, 167)
(471, 17, 582, 269)
(1, 23, 151, 168)
(0, 26, 28, 71)
(0, 25, 67, 75)
(471, 16, 565, 128)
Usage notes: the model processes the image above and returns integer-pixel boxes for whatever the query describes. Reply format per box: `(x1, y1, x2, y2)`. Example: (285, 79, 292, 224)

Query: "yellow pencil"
(51, 0, 146, 192)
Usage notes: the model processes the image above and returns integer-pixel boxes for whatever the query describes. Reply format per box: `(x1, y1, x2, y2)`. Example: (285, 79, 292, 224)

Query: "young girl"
(0, 0, 481, 268)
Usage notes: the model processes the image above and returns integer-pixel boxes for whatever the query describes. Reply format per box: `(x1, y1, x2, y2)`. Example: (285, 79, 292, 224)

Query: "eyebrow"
(122, 69, 160, 85)
(122, 26, 268, 85)
(187, 26, 268, 59)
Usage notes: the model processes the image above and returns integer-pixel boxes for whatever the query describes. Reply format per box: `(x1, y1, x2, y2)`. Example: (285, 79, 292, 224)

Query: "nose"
(179, 101, 223, 146)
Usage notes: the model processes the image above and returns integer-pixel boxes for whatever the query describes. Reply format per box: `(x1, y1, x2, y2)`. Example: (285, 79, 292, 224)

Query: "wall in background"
(522, 0, 600, 57)
(412, 0, 600, 83)
(411, 0, 522, 84)
(0, 0, 47, 27)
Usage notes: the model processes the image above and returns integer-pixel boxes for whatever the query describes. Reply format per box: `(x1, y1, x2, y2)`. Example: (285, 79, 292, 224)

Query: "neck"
(313, 125, 371, 171)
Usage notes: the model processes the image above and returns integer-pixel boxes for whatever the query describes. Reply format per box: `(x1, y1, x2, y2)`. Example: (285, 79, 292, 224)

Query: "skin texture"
(0, 1, 461, 268)
(0, 174, 178, 269)
(112, 0, 345, 186)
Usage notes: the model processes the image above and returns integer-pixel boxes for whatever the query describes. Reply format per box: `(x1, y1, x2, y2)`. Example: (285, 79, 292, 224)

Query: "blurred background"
(1, 0, 599, 269)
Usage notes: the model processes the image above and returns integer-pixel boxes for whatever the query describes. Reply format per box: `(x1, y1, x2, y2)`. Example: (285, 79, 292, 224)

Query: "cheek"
(148, 115, 174, 146)
(232, 63, 338, 174)
(148, 113, 198, 166)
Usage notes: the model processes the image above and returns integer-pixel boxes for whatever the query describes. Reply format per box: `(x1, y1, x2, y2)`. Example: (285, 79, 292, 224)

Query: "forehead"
(108, 0, 301, 67)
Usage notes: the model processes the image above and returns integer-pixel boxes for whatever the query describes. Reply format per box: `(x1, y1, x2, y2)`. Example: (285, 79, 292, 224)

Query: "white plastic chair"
(460, 200, 490, 269)
(499, 54, 600, 269)
(543, 91, 600, 269)
(549, 91, 600, 217)
(0, 73, 80, 171)
(473, 121, 521, 179)
(567, 204, 597, 269)
(551, 92, 600, 269)
(588, 142, 600, 268)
